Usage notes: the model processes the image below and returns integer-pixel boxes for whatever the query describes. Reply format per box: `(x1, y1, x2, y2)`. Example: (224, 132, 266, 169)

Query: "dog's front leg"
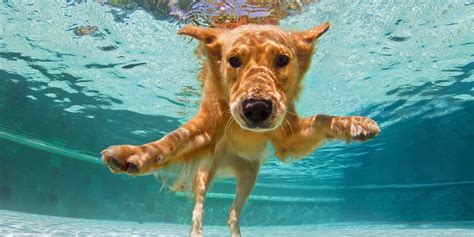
(273, 115, 380, 159)
(101, 114, 211, 175)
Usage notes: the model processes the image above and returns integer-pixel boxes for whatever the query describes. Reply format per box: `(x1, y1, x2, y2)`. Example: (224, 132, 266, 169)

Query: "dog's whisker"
(286, 118, 294, 137)
(280, 124, 288, 140)
(224, 121, 232, 138)
(223, 108, 231, 115)
(286, 111, 298, 117)
(224, 116, 233, 137)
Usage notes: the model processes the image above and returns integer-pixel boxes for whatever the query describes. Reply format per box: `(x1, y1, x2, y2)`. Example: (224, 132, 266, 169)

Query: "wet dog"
(101, 22, 380, 236)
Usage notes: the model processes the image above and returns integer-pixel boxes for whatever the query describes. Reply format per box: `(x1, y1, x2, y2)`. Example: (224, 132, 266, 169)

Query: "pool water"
(3, 209, 474, 236)
(0, 0, 473, 236)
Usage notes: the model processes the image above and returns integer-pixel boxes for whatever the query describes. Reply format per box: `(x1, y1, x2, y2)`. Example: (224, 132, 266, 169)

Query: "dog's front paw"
(348, 116, 380, 141)
(332, 116, 381, 142)
(101, 145, 163, 175)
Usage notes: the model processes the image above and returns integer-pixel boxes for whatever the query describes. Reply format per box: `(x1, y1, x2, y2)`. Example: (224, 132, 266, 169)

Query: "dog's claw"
(109, 158, 124, 171)
(127, 163, 140, 174)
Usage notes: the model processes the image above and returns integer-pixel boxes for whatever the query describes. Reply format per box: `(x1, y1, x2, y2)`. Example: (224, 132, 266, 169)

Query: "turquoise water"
(0, 0, 474, 235)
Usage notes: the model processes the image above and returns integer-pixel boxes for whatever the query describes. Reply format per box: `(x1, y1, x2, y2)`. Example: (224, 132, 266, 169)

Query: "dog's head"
(179, 23, 329, 132)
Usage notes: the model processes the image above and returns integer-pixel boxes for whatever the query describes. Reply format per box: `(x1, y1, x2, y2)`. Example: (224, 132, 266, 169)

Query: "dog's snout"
(242, 99, 272, 123)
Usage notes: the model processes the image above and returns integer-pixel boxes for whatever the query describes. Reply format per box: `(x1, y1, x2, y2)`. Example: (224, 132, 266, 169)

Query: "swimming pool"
(0, 0, 473, 236)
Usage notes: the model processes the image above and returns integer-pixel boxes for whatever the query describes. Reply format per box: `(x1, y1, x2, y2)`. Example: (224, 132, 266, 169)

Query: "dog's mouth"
(230, 97, 286, 132)
(241, 122, 275, 132)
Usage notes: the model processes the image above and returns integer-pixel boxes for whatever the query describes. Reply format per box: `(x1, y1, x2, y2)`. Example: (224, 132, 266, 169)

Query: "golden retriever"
(101, 22, 380, 236)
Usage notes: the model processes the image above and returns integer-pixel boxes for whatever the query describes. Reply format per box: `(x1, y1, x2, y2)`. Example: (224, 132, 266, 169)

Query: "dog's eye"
(275, 54, 290, 68)
(228, 56, 242, 68)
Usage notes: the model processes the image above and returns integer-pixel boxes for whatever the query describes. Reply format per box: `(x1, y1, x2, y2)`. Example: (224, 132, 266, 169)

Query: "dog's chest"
(219, 126, 268, 162)
(212, 133, 268, 178)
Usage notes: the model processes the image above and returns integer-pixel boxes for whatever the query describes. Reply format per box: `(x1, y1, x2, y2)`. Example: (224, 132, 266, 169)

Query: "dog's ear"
(292, 22, 330, 72)
(295, 22, 330, 43)
(292, 22, 330, 53)
(179, 25, 224, 59)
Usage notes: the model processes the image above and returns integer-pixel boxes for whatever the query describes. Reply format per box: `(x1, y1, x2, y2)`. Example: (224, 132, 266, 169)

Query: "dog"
(101, 22, 380, 236)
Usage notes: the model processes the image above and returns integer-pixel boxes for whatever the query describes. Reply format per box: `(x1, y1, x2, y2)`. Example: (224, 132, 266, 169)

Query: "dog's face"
(179, 23, 329, 132)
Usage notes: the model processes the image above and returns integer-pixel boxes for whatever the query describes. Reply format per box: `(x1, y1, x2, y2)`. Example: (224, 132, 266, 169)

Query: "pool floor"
(1, 209, 474, 236)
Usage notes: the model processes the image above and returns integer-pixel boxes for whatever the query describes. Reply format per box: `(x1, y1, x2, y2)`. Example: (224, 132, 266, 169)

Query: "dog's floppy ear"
(295, 22, 330, 43)
(179, 25, 224, 59)
(292, 22, 330, 53)
(292, 22, 330, 72)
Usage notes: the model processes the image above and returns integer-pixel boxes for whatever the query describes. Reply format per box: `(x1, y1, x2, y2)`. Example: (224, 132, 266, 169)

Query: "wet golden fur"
(101, 22, 380, 236)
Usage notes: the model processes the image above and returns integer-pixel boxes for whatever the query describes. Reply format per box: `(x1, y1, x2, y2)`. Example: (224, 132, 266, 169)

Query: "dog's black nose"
(242, 99, 272, 123)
